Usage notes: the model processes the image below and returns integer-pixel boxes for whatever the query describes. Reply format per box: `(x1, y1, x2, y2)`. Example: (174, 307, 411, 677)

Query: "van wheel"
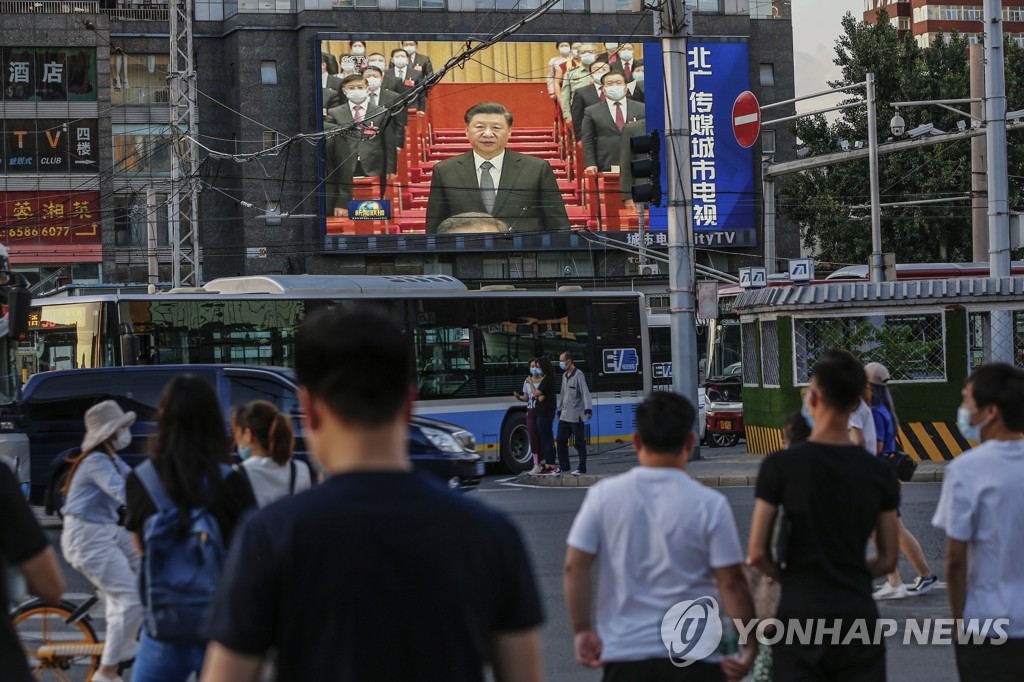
(500, 413, 533, 473)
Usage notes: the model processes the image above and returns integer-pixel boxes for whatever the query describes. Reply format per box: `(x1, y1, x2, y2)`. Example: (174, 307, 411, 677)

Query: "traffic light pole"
(660, 1, 702, 457)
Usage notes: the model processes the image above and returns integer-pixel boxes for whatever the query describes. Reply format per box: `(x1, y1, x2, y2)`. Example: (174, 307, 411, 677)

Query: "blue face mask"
(530, 367, 541, 376)
(238, 446, 253, 461)
(801, 396, 815, 431)
(559, 361, 568, 371)
(957, 407, 985, 442)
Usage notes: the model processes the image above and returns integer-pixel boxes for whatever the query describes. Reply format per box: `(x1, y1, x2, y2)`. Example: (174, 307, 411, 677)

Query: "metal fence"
(968, 310, 1024, 370)
(792, 312, 946, 384)
(0, 0, 98, 11)
(760, 319, 780, 386)
(741, 321, 759, 386)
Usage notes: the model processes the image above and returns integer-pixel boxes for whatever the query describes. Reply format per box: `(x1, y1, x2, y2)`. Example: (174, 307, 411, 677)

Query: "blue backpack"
(135, 460, 231, 641)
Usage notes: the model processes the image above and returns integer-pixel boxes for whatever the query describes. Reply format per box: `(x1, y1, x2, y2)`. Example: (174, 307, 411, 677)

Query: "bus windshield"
(17, 302, 113, 385)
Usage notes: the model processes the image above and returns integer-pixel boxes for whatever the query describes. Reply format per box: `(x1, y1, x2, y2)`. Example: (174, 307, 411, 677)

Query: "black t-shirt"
(755, 441, 899, 619)
(124, 466, 256, 547)
(0, 466, 50, 682)
(207, 470, 544, 681)
(535, 375, 556, 419)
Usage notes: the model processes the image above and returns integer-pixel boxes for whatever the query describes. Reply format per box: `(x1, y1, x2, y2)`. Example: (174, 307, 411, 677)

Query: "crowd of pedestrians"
(4, 312, 1022, 681)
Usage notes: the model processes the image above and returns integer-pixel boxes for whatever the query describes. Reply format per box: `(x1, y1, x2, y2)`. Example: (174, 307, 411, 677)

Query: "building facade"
(1, 0, 797, 291)
(864, 0, 1024, 47)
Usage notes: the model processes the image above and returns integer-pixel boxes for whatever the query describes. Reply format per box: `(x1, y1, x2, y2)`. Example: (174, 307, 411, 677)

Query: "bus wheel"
(500, 414, 533, 473)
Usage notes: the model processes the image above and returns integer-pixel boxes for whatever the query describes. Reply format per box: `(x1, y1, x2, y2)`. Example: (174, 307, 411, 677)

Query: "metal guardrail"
(104, 6, 168, 18)
(0, 0, 98, 12)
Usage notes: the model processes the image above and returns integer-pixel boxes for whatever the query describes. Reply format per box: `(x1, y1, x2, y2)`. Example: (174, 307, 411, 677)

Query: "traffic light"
(629, 130, 661, 207)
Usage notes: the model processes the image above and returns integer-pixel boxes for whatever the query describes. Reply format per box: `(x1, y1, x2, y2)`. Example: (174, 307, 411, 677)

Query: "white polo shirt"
(567, 466, 744, 662)
(932, 438, 1024, 638)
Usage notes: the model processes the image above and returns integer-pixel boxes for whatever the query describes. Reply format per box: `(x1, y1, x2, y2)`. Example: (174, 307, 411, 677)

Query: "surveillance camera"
(890, 113, 906, 137)
(957, 120, 967, 132)
(838, 139, 851, 152)
(563, 266, 572, 275)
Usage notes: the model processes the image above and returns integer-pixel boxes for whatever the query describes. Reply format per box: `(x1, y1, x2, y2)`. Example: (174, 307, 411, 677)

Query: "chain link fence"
(968, 310, 1024, 370)
(792, 312, 946, 384)
(760, 319, 780, 386)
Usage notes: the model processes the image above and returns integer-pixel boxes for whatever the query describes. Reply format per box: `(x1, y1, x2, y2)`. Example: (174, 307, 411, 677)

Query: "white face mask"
(604, 42, 619, 50)
(346, 88, 369, 104)
(571, 48, 580, 58)
(619, 50, 634, 62)
(393, 57, 409, 68)
(559, 46, 571, 56)
(366, 76, 382, 91)
(632, 70, 645, 82)
(341, 60, 356, 73)
(369, 60, 386, 70)
(592, 71, 608, 84)
(580, 53, 597, 66)
(604, 84, 626, 101)
(403, 44, 417, 55)
(351, 46, 365, 56)
(112, 429, 132, 451)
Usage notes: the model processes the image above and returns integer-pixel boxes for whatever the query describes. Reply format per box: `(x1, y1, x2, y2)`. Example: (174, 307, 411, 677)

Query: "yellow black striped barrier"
(745, 422, 975, 461)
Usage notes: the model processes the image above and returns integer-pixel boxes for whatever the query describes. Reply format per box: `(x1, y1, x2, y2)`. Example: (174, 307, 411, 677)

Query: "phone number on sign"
(5, 226, 73, 238)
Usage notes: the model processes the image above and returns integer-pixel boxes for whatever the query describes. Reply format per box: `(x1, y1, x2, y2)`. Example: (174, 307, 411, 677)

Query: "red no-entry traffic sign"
(732, 90, 761, 149)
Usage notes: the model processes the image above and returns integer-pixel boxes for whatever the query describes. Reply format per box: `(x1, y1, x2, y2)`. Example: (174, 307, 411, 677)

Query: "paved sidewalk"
(517, 454, 948, 488)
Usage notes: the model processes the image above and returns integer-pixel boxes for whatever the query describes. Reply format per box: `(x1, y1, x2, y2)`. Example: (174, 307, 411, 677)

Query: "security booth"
(733, 276, 1024, 461)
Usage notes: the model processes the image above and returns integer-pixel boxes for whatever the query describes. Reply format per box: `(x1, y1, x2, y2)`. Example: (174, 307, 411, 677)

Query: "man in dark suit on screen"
(581, 71, 646, 175)
(425, 103, 570, 233)
(323, 74, 398, 217)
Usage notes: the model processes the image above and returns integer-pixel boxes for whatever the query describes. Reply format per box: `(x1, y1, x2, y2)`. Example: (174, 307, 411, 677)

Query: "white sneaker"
(528, 465, 543, 475)
(873, 583, 908, 600)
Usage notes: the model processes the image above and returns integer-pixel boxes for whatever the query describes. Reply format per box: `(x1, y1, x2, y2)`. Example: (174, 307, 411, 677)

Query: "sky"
(791, 0, 864, 113)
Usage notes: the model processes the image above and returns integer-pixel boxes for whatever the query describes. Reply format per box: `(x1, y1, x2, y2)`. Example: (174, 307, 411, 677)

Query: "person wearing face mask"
(612, 42, 641, 82)
(581, 70, 645, 176)
(560, 42, 600, 126)
(865, 362, 937, 601)
(59, 400, 143, 682)
(514, 360, 545, 475)
(388, 47, 425, 111)
(547, 41, 575, 104)
(934, 363, 1024, 681)
(324, 74, 398, 218)
(362, 65, 407, 146)
(339, 55, 357, 75)
(232, 400, 312, 508)
(348, 40, 368, 70)
(400, 40, 434, 80)
(626, 63, 645, 103)
(568, 61, 610, 139)
(597, 41, 621, 66)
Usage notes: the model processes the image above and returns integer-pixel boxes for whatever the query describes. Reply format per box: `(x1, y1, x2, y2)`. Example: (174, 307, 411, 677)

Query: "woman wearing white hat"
(60, 400, 142, 682)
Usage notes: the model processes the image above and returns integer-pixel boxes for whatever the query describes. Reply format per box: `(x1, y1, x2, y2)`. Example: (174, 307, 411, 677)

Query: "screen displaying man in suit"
(560, 42, 599, 127)
(324, 74, 398, 217)
(425, 103, 570, 233)
(581, 72, 646, 176)
(363, 65, 407, 147)
(569, 60, 611, 139)
(400, 40, 434, 80)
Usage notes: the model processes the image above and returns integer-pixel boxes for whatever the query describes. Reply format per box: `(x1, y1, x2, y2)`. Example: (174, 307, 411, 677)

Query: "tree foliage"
(779, 10, 1024, 265)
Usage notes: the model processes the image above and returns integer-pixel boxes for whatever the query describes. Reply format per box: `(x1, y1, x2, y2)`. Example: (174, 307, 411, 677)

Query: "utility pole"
(660, 0, 702, 457)
(168, 0, 202, 287)
(866, 73, 884, 283)
(762, 159, 776, 274)
(146, 188, 159, 284)
(970, 43, 988, 262)
(984, 0, 1013, 362)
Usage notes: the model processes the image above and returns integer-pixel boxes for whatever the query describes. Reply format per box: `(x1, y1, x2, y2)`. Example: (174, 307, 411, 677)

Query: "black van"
(11, 365, 483, 501)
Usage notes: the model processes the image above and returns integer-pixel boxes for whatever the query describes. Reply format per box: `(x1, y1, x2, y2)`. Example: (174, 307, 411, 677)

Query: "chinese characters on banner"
(688, 46, 717, 232)
(2, 47, 97, 102)
(1, 119, 99, 173)
(0, 192, 102, 245)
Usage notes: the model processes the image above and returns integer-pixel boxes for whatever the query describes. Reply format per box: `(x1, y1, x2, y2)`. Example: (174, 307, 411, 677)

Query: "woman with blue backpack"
(59, 400, 142, 682)
(124, 375, 256, 682)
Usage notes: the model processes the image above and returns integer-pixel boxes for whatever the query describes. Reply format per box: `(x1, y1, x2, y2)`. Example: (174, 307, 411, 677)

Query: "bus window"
(22, 302, 106, 380)
(414, 326, 474, 399)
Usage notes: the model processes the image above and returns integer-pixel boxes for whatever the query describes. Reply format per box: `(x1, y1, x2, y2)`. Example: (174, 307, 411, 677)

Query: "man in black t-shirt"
(748, 350, 900, 681)
(202, 307, 544, 682)
(0, 465, 65, 682)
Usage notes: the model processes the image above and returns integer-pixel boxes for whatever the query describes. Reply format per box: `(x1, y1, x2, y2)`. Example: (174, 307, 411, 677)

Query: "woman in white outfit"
(60, 400, 143, 682)
(231, 400, 312, 507)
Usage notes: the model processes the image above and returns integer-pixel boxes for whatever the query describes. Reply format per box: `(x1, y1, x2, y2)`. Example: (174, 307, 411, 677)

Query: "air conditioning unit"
(639, 263, 660, 276)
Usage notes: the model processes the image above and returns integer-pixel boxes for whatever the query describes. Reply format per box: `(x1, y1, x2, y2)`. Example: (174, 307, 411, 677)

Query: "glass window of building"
(110, 54, 171, 106)
(261, 60, 278, 84)
(759, 63, 775, 86)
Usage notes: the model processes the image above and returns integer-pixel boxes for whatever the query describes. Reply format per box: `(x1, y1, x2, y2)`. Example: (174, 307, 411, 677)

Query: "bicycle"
(11, 592, 105, 681)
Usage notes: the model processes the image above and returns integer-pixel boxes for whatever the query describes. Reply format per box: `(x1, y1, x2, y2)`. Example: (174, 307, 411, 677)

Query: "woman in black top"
(124, 375, 256, 682)
(533, 356, 558, 472)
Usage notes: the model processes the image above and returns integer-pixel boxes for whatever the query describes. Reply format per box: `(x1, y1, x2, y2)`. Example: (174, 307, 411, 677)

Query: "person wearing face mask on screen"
(581, 71, 645, 177)
(388, 47, 425, 111)
(560, 42, 600, 128)
(59, 401, 143, 682)
(597, 41, 621, 66)
(362, 65, 407, 146)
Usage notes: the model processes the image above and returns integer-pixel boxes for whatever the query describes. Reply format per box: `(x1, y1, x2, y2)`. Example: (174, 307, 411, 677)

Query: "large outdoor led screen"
(315, 35, 755, 246)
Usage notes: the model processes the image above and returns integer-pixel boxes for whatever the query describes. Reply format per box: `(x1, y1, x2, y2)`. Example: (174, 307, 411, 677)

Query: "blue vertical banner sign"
(644, 40, 756, 247)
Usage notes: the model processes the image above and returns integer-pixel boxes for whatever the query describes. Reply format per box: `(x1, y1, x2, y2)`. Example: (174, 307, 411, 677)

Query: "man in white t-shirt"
(933, 362, 1024, 681)
(564, 392, 756, 680)
(849, 398, 877, 455)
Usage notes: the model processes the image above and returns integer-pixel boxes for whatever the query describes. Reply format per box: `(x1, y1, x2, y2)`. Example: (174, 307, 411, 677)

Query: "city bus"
(18, 275, 652, 472)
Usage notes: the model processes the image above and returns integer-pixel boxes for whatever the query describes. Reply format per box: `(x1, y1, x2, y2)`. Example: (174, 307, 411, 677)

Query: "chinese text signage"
(1, 119, 99, 173)
(0, 192, 102, 245)
(2, 47, 97, 102)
